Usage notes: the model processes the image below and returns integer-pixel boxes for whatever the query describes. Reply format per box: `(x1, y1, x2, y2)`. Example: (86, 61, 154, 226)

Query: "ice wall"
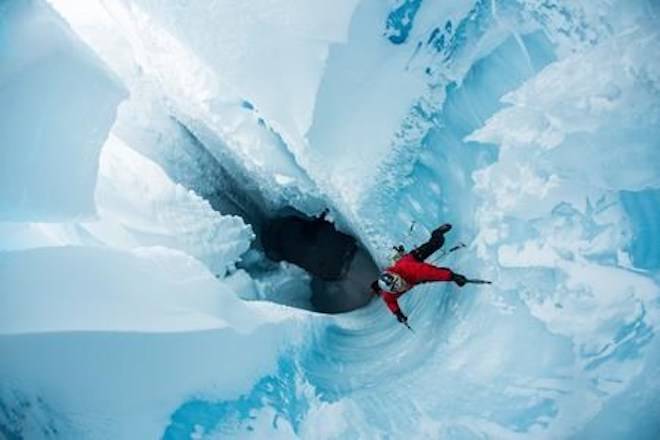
(91, 135, 254, 276)
(0, 0, 126, 221)
(2, 0, 660, 439)
(296, 1, 660, 438)
(0, 134, 255, 277)
(0, 245, 302, 437)
(0, 2, 309, 439)
(0, 246, 281, 334)
(91, 0, 358, 219)
(170, 0, 657, 438)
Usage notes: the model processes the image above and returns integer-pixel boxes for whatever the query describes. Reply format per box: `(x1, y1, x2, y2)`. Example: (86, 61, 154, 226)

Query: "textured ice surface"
(92, 135, 255, 276)
(0, 0, 126, 222)
(95, 0, 350, 219)
(3, 0, 660, 438)
(0, 134, 255, 277)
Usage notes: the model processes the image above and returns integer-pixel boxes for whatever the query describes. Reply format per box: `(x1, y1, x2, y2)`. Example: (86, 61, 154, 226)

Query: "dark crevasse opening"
(262, 212, 356, 280)
(140, 118, 380, 313)
(261, 210, 380, 313)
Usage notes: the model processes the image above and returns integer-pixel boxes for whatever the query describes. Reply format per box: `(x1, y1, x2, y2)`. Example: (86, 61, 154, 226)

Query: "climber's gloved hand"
(452, 273, 467, 287)
(395, 310, 408, 323)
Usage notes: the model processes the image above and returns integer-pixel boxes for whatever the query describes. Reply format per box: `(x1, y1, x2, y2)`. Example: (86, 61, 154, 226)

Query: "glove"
(395, 310, 408, 323)
(370, 281, 381, 296)
(452, 273, 467, 287)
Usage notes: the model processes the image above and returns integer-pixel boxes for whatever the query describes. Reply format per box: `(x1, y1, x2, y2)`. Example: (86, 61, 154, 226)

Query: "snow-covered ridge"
(2, 0, 660, 438)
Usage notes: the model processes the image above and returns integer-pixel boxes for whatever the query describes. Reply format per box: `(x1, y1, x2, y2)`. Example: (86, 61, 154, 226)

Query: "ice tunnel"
(1, 0, 660, 439)
(260, 210, 379, 313)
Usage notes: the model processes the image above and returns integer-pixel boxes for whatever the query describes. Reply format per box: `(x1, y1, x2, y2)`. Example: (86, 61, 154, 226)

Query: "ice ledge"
(0, 0, 127, 222)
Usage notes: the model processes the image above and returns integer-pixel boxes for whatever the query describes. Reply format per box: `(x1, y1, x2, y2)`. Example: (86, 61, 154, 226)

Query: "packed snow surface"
(1, 0, 659, 439)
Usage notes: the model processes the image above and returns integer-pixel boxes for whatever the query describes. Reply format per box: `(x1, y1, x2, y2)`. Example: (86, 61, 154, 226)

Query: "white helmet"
(377, 271, 409, 293)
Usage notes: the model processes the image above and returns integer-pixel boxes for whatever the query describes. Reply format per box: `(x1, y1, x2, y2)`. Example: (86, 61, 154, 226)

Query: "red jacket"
(380, 254, 453, 315)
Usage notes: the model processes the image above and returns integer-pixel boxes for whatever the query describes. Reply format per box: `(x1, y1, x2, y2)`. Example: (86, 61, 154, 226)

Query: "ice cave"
(1, 0, 659, 438)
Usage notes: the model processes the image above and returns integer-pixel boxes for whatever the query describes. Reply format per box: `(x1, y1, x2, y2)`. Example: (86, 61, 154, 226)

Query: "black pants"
(410, 230, 445, 262)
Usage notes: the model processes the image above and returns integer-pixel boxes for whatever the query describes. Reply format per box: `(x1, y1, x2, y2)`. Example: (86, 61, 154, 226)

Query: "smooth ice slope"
(0, 245, 283, 334)
(0, 246, 306, 438)
(0, 0, 126, 221)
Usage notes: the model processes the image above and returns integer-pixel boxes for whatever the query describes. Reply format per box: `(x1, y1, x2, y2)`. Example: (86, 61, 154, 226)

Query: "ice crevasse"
(1, 0, 660, 439)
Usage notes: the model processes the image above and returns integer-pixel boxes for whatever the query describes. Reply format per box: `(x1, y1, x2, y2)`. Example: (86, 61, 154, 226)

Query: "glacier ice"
(92, 135, 255, 276)
(0, 0, 126, 222)
(2, 0, 660, 438)
(0, 245, 293, 334)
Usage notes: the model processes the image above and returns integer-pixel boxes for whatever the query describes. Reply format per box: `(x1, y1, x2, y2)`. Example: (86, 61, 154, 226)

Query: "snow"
(0, 0, 126, 222)
(2, 0, 660, 439)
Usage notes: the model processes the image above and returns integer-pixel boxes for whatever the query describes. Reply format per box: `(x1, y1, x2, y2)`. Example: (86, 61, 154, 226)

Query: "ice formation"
(0, 0, 126, 221)
(1, 0, 659, 439)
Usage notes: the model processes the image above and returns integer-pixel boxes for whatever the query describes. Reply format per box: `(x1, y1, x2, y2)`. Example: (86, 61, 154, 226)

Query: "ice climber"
(371, 224, 484, 325)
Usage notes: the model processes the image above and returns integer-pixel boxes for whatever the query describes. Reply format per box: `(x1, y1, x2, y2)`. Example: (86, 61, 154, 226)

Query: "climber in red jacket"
(370, 224, 472, 324)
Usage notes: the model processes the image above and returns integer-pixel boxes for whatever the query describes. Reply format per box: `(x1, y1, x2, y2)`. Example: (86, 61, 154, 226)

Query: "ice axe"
(391, 221, 417, 257)
(428, 241, 466, 264)
(447, 242, 467, 253)
(402, 320, 415, 334)
(464, 278, 492, 285)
